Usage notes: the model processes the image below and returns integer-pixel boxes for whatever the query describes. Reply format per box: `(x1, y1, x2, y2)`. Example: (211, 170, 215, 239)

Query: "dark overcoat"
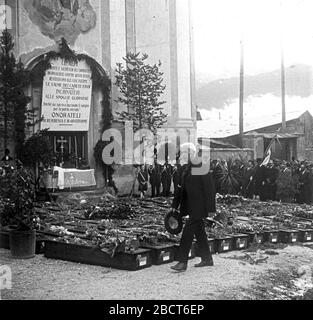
(171, 163, 216, 219)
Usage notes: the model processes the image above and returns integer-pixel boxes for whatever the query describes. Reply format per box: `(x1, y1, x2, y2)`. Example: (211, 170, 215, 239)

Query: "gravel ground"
(1, 244, 313, 300)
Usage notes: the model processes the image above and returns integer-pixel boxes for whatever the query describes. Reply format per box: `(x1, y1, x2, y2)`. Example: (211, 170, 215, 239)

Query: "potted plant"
(0, 163, 38, 258)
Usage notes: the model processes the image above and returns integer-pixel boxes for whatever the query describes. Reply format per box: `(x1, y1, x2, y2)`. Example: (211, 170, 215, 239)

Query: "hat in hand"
(164, 210, 183, 235)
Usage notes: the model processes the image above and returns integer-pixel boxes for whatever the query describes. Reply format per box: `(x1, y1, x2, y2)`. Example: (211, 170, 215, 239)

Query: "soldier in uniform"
(161, 160, 172, 197)
(172, 161, 181, 195)
(266, 160, 279, 201)
(254, 158, 265, 200)
(298, 163, 313, 204)
(211, 160, 222, 194)
(148, 161, 161, 198)
(137, 165, 148, 199)
(241, 160, 255, 199)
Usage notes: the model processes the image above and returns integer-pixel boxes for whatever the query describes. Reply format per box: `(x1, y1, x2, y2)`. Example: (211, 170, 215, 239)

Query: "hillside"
(196, 64, 313, 110)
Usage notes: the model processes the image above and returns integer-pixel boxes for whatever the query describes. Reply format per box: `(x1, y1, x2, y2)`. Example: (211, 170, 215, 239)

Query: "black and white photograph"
(1, 0, 313, 306)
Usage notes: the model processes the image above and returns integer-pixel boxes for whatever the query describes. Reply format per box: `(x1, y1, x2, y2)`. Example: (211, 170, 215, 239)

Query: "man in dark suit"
(148, 161, 161, 197)
(172, 161, 181, 195)
(161, 161, 172, 197)
(266, 161, 279, 201)
(241, 160, 255, 199)
(170, 143, 216, 272)
(254, 158, 264, 199)
(298, 163, 313, 204)
(1, 149, 13, 162)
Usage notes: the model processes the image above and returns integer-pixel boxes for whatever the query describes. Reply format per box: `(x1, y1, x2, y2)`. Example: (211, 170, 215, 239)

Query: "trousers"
(179, 218, 212, 263)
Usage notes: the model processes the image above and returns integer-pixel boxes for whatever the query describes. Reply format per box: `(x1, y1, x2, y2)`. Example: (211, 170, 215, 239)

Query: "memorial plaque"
(41, 58, 92, 131)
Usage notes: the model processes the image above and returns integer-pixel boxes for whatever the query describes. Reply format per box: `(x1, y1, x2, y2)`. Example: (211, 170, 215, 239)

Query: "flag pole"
(239, 34, 244, 148)
(280, 2, 286, 132)
(281, 41, 286, 132)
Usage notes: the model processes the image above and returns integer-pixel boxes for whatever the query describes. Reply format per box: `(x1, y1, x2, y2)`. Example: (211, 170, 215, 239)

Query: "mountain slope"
(196, 64, 313, 110)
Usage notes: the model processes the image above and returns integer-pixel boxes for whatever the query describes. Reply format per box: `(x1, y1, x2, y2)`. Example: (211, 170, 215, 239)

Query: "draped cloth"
(52, 166, 96, 189)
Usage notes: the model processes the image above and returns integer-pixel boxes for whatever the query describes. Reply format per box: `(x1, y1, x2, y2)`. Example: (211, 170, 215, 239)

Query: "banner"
(40, 58, 93, 131)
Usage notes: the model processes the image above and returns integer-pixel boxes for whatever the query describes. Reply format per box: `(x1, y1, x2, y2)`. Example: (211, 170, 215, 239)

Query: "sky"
(192, 0, 313, 81)
(192, 0, 313, 124)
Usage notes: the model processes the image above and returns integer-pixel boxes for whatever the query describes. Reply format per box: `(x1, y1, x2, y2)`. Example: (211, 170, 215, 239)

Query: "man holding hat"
(170, 143, 216, 272)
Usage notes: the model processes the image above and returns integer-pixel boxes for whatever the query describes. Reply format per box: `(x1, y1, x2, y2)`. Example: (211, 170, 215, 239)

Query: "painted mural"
(23, 0, 97, 45)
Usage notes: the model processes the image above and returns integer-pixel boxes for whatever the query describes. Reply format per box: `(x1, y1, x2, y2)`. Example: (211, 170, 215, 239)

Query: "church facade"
(1, 0, 197, 187)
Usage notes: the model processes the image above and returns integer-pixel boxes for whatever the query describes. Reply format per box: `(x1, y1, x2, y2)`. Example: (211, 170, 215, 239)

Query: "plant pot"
(9, 229, 36, 259)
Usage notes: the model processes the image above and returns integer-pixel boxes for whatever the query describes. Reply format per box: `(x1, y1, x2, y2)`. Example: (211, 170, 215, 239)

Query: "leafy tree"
(21, 129, 54, 181)
(114, 52, 167, 134)
(0, 165, 36, 231)
(0, 29, 33, 159)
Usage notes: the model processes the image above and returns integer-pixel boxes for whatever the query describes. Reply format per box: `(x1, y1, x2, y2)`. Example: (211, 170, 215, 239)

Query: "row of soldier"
(137, 161, 181, 199)
(212, 158, 313, 205)
(137, 157, 313, 204)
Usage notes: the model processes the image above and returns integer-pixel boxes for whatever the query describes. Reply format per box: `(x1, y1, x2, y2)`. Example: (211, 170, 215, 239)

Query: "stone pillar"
(125, 0, 136, 53)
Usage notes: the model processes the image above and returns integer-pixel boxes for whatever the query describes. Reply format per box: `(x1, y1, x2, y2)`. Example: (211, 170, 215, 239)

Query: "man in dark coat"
(161, 161, 172, 197)
(137, 165, 148, 199)
(266, 161, 279, 201)
(254, 158, 264, 199)
(211, 160, 222, 194)
(148, 162, 161, 198)
(1, 149, 13, 162)
(241, 160, 255, 199)
(298, 164, 313, 204)
(170, 143, 216, 272)
(172, 162, 181, 195)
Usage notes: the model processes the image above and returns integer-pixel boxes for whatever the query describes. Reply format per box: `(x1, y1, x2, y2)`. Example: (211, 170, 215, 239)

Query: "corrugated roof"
(197, 109, 312, 139)
(244, 131, 303, 139)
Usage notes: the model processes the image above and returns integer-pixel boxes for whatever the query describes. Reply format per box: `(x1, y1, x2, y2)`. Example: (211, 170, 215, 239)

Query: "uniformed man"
(148, 161, 161, 198)
(298, 163, 313, 204)
(137, 165, 148, 199)
(241, 160, 255, 199)
(161, 160, 172, 197)
(266, 160, 279, 201)
(172, 161, 181, 195)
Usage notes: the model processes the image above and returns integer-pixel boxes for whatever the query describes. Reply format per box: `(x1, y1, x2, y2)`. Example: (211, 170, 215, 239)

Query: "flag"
(260, 133, 278, 167)
(260, 148, 271, 167)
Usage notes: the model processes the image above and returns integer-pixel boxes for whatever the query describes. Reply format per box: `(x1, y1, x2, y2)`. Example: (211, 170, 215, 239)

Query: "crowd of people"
(137, 156, 313, 205)
(213, 158, 313, 205)
(136, 160, 181, 199)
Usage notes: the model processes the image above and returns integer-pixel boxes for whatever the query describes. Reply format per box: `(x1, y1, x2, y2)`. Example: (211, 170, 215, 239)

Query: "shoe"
(194, 260, 214, 267)
(170, 262, 187, 272)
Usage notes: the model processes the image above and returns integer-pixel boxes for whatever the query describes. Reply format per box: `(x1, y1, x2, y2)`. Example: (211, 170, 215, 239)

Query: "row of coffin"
(0, 229, 312, 271)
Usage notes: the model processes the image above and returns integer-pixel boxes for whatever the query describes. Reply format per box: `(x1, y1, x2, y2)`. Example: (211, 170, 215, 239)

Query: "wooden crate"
(44, 240, 152, 271)
(263, 230, 280, 244)
(298, 229, 313, 242)
(214, 236, 233, 253)
(243, 232, 264, 245)
(140, 243, 176, 265)
(194, 238, 215, 257)
(279, 230, 299, 243)
(231, 234, 249, 250)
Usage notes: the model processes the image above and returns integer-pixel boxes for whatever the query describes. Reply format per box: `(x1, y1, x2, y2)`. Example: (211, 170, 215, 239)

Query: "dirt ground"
(1, 243, 313, 300)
